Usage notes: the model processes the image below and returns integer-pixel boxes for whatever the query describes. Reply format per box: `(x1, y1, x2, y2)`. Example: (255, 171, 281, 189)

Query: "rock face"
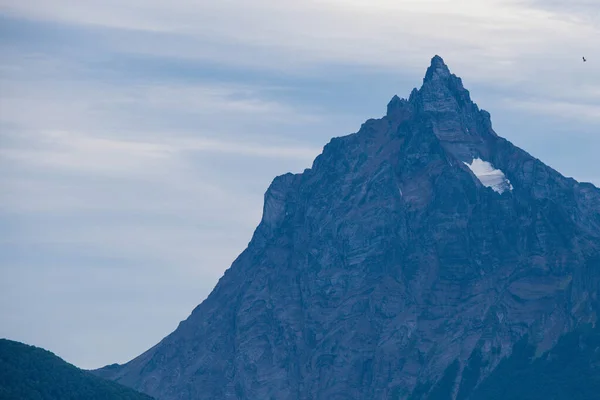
(94, 56, 600, 400)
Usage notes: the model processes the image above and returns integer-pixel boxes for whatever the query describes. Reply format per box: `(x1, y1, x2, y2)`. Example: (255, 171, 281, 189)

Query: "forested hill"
(0, 339, 154, 400)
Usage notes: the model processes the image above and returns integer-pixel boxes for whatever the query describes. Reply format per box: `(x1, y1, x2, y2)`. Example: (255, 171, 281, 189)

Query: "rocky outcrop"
(94, 56, 600, 400)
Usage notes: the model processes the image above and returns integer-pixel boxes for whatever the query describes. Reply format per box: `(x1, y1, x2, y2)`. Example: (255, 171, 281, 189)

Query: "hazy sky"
(1, 0, 599, 369)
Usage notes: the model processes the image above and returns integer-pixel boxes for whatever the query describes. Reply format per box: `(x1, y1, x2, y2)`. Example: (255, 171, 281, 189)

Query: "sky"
(0, 0, 599, 370)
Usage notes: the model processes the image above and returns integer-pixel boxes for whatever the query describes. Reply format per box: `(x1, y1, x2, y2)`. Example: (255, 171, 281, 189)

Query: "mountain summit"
(95, 56, 600, 400)
(423, 55, 451, 81)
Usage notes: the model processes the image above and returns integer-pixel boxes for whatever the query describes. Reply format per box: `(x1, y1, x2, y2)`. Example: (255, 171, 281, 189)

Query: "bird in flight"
(583, 56, 587, 62)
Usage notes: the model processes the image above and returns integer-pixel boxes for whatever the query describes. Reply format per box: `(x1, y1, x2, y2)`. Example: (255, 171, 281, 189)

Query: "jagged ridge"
(94, 56, 600, 400)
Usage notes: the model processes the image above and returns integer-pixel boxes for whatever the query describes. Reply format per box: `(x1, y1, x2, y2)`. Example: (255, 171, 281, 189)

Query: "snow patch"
(464, 158, 513, 194)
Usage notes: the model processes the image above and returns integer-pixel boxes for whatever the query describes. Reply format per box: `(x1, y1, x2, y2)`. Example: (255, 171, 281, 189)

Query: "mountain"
(0, 339, 154, 400)
(94, 56, 600, 400)
(469, 323, 600, 400)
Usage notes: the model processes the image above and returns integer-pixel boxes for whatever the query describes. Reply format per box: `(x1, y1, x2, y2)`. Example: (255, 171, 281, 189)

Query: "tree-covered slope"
(470, 324, 600, 400)
(0, 339, 154, 400)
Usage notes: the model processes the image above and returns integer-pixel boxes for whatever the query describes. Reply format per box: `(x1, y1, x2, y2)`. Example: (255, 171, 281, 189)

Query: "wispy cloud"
(0, 60, 323, 131)
(0, 24, 327, 368)
(505, 98, 600, 122)
(2, 0, 598, 77)
(516, 0, 600, 26)
(1, 129, 320, 175)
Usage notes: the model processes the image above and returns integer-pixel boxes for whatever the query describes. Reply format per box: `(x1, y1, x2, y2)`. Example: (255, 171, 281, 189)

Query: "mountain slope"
(0, 339, 154, 400)
(470, 324, 600, 400)
(95, 56, 600, 400)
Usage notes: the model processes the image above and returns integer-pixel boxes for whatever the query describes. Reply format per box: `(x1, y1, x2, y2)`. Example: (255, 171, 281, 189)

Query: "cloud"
(0, 59, 323, 132)
(0, 32, 326, 368)
(2, 0, 598, 117)
(504, 98, 600, 122)
(2, 0, 597, 77)
(0, 129, 320, 176)
(516, 0, 600, 26)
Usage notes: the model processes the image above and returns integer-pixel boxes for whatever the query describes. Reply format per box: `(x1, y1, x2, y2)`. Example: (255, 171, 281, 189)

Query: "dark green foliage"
(471, 325, 600, 400)
(0, 339, 154, 400)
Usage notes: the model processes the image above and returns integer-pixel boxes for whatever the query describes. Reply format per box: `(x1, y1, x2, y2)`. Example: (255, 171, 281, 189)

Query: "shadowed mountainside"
(94, 56, 600, 400)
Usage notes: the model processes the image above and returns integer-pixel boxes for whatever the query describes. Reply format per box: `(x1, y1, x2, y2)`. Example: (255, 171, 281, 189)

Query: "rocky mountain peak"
(94, 56, 600, 400)
(385, 94, 410, 119)
(387, 56, 479, 138)
(415, 55, 473, 114)
(423, 54, 451, 82)
(383, 56, 498, 163)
